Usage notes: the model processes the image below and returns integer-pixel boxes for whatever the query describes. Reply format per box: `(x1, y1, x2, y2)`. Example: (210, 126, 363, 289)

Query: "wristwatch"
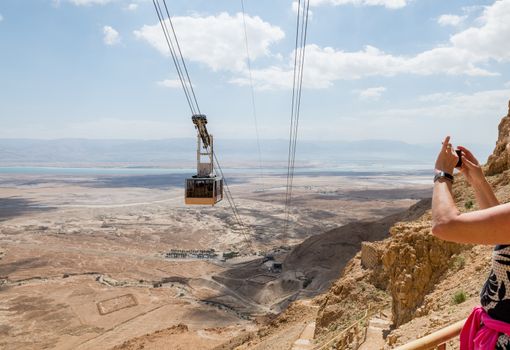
(434, 171, 454, 183)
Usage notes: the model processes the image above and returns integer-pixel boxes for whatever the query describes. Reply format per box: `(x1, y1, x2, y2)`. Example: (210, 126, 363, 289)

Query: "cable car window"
(186, 179, 214, 198)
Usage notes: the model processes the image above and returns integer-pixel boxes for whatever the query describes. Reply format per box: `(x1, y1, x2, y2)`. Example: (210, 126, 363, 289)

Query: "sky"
(1, 0, 510, 148)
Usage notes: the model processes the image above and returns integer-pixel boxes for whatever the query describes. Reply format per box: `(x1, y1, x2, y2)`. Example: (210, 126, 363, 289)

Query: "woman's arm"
(432, 136, 462, 239)
(431, 137, 509, 245)
(469, 177, 499, 209)
(457, 146, 499, 209)
(432, 202, 510, 245)
(432, 178, 460, 234)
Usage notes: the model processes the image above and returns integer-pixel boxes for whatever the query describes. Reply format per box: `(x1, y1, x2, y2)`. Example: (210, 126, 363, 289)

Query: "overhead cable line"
(151, 0, 252, 249)
(152, 0, 197, 115)
(240, 0, 264, 189)
(161, 0, 201, 115)
(214, 153, 252, 246)
(284, 0, 311, 239)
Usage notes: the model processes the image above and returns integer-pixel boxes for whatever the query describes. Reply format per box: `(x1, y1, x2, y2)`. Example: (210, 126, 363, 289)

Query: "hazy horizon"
(0, 137, 495, 169)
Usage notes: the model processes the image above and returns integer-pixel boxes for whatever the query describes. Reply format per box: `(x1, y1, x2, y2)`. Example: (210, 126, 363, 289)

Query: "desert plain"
(0, 170, 431, 349)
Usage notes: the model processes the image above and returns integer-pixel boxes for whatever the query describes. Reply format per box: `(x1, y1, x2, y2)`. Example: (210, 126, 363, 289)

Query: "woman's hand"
(435, 136, 459, 174)
(457, 145, 485, 185)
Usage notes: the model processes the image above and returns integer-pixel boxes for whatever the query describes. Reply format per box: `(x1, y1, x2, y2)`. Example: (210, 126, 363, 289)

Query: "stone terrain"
(486, 100, 510, 176)
(0, 170, 430, 350)
(2, 100, 507, 350)
(190, 99, 510, 350)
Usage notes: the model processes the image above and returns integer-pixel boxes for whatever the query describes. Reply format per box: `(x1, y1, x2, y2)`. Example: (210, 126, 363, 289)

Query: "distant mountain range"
(0, 138, 495, 168)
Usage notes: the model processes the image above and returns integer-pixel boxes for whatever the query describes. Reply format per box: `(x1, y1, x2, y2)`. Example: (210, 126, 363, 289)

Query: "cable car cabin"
(185, 176, 223, 205)
(185, 114, 224, 206)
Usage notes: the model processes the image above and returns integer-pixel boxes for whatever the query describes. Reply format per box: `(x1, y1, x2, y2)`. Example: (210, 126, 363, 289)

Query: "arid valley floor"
(0, 170, 431, 349)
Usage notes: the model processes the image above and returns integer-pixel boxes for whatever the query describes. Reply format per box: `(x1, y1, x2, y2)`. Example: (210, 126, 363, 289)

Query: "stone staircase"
(291, 322, 316, 350)
(358, 317, 391, 350)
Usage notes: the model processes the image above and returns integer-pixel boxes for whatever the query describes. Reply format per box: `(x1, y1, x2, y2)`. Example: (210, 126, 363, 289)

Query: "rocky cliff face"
(209, 99, 510, 350)
(315, 99, 510, 336)
(314, 254, 390, 336)
(315, 210, 467, 332)
(313, 199, 435, 335)
(486, 100, 510, 176)
(382, 217, 466, 326)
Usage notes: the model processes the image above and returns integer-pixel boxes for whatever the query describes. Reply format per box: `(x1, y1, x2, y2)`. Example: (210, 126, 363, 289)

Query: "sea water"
(0, 161, 431, 176)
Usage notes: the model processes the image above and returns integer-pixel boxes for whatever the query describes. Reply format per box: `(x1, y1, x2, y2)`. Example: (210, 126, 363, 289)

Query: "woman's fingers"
(458, 146, 479, 164)
(462, 156, 476, 169)
(457, 146, 473, 157)
(436, 136, 458, 173)
(442, 136, 451, 152)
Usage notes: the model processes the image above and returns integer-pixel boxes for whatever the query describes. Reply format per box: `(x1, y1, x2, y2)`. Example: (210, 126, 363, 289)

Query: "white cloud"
(356, 87, 386, 100)
(505, 81, 510, 88)
(157, 79, 186, 88)
(70, 0, 115, 5)
(230, 66, 293, 90)
(137, 1, 510, 91)
(409, 89, 510, 118)
(233, 1, 510, 90)
(449, 1, 510, 62)
(232, 44, 495, 90)
(134, 12, 284, 72)
(437, 14, 467, 27)
(292, 1, 313, 17)
(461, 5, 484, 14)
(103, 26, 120, 46)
(125, 3, 138, 11)
(418, 92, 458, 103)
(299, 88, 510, 144)
(370, 89, 510, 135)
(292, 1, 300, 12)
(309, 0, 409, 9)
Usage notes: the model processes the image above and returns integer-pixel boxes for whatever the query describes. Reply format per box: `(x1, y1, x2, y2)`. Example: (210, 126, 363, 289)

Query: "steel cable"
(152, 0, 196, 115)
(152, 0, 252, 249)
(240, 0, 264, 190)
(284, 0, 311, 240)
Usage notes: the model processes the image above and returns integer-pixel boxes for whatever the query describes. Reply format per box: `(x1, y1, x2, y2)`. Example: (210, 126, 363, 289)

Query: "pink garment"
(460, 306, 510, 350)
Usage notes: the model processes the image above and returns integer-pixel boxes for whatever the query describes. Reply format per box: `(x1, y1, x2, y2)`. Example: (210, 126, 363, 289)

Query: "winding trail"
(53, 196, 182, 209)
(358, 317, 391, 350)
(291, 321, 316, 350)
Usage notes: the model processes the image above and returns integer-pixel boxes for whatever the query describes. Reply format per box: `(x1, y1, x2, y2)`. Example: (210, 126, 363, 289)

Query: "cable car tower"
(185, 114, 224, 206)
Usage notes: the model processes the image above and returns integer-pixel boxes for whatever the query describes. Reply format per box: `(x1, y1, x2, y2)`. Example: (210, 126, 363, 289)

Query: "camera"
(455, 149, 462, 168)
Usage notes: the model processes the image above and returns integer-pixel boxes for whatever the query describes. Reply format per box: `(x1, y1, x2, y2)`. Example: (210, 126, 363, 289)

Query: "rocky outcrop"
(486, 100, 510, 176)
(217, 99, 510, 350)
(314, 255, 390, 336)
(284, 198, 432, 295)
(314, 99, 510, 344)
(313, 200, 431, 336)
(382, 219, 467, 326)
(315, 213, 467, 332)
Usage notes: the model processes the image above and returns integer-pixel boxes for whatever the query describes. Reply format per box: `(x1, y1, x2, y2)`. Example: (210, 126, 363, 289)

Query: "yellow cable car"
(185, 115, 224, 206)
(185, 177, 223, 205)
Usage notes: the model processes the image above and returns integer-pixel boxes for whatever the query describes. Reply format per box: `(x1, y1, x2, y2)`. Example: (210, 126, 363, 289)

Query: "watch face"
(434, 172, 453, 183)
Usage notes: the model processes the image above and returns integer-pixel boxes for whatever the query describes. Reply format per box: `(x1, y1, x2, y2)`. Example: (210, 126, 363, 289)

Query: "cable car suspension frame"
(151, 0, 251, 246)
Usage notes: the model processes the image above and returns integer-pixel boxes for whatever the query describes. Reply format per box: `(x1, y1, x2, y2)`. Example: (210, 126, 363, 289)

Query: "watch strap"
(434, 171, 454, 183)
